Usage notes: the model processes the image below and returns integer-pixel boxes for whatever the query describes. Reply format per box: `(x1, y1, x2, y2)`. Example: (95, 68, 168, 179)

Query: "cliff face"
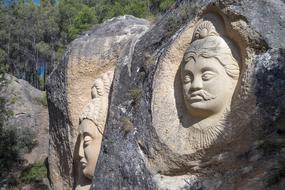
(47, 0, 285, 190)
(91, 0, 285, 190)
(46, 16, 150, 190)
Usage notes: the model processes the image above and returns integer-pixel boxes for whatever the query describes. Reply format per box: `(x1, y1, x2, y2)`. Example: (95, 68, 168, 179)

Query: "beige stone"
(152, 12, 256, 156)
(74, 71, 113, 189)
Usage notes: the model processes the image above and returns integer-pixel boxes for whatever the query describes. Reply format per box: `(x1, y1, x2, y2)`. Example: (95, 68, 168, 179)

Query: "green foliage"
(17, 127, 38, 153)
(0, 125, 37, 179)
(9, 96, 18, 105)
(0, 0, 177, 89)
(35, 91, 48, 107)
(20, 162, 47, 183)
(129, 88, 142, 106)
(107, 138, 114, 144)
(159, 0, 175, 12)
(165, 16, 182, 37)
(8, 186, 21, 190)
(68, 5, 97, 40)
(123, 0, 150, 18)
(35, 42, 52, 59)
(120, 116, 134, 134)
(0, 48, 7, 80)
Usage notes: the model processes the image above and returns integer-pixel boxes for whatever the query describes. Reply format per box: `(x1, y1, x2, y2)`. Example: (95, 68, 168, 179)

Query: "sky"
(33, 0, 40, 5)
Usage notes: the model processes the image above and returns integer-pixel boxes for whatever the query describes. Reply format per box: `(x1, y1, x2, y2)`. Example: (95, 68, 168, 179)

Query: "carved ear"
(92, 79, 104, 98)
(91, 86, 98, 99)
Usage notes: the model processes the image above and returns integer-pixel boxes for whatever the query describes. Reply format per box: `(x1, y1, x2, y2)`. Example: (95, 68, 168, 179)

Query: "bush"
(35, 91, 48, 107)
(120, 117, 134, 134)
(20, 162, 47, 184)
(0, 126, 37, 179)
(159, 0, 176, 12)
(129, 88, 142, 105)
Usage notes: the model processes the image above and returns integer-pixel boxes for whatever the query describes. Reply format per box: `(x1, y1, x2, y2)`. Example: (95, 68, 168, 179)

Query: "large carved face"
(79, 119, 103, 179)
(182, 56, 237, 118)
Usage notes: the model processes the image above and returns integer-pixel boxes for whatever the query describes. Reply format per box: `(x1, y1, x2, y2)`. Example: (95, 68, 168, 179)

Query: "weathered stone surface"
(91, 0, 285, 190)
(46, 15, 150, 190)
(0, 74, 49, 165)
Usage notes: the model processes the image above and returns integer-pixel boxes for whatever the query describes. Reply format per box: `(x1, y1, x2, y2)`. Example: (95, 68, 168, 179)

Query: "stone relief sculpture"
(75, 71, 113, 190)
(152, 13, 249, 156)
(180, 20, 240, 148)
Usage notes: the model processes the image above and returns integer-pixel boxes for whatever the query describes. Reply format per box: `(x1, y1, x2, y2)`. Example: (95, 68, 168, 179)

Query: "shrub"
(20, 162, 47, 184)
(35, 91, 48, 107)
(129, 88, 142, 106)
(120, 117, 134, 134)
(159, 0, 176, 12)
(0, 126, 37, 179)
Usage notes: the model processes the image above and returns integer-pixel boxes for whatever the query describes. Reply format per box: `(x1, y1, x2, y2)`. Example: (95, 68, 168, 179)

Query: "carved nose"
(190, 77, 203, 91)
(79, 139, 84, 158)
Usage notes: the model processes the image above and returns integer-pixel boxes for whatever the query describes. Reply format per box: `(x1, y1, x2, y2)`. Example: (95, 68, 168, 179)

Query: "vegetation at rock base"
(20, 162, 47, 184)
(0, 68, 37, 181)
(35, 91, 48, 107)
(0, 0, 176, 90)
(0, 125, 37, 179)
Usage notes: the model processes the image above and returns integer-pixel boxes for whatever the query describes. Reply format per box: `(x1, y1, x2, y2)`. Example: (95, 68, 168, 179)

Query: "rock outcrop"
(0, 74, 49, 189)
(47, 0, 285, 189)
(46, 15, 150, 190)
(0, 74, 49, 165)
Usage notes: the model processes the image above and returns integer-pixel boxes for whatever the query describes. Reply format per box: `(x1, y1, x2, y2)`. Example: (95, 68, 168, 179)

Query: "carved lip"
(80, 160, 87, 168)
(189, 94, 204, 101)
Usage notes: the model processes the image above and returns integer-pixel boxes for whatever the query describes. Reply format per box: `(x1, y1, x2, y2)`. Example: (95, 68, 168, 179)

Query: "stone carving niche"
(74, 71, 114, 190)
(152, 11, 256, 157)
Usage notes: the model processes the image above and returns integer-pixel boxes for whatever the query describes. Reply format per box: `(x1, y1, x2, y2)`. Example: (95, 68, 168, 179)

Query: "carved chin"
(82, 167, 94, 179)
(185, 98, 217, 118)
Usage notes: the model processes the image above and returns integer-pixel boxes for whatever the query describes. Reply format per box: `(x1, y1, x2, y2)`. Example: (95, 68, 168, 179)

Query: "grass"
(20, 162, 47, 184)
(35, 91, 47, 107)
(9, 96, 17, 104)
(8, 186, 20, 190)
(128, 88, 142, 107)
(120, 117, 134, 134)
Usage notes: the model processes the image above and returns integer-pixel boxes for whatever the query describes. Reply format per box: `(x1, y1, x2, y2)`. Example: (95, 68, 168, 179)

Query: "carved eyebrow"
(201, 66, 218, 73)
(83, 131, 94, 138)
(183, 68, 193, 75)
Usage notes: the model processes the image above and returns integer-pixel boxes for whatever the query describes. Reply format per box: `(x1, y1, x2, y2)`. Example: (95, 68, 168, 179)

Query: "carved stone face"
(79, 119, 103, 179)
(182, 56, 237, 118)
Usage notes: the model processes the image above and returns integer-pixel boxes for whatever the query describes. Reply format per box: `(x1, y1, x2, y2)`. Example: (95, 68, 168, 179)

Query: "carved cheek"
(183, 83, 191, 96)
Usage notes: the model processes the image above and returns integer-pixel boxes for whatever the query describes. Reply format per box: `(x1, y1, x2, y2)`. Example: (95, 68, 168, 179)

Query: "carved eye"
(202, 71, 215, 81)
(184, 74, 193, 84)
(83, 135, 93, 146)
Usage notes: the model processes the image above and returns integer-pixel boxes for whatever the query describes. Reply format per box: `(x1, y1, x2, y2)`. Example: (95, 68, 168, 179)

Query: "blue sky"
(33, 0, 40, 5)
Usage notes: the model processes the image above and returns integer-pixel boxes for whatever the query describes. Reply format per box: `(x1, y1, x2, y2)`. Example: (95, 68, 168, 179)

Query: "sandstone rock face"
(46, 16, 150, 190)
(90, 0, 285, 190)
(0, 74, 49, 165)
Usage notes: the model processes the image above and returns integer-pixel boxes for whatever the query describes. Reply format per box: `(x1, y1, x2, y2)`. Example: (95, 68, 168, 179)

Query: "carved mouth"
(80, 159, 87, 168)
(188, 90, 216, 101)
(189, 94, 204, 101)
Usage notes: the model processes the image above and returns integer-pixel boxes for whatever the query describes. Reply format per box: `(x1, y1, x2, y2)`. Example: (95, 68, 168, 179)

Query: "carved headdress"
(79, 71, 113, 132)
(182, 21, 240, 79)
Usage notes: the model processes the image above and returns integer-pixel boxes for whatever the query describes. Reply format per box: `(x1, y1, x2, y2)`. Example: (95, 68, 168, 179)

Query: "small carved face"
(79, 119, 103, 179)
(182, 56, 237, 118)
